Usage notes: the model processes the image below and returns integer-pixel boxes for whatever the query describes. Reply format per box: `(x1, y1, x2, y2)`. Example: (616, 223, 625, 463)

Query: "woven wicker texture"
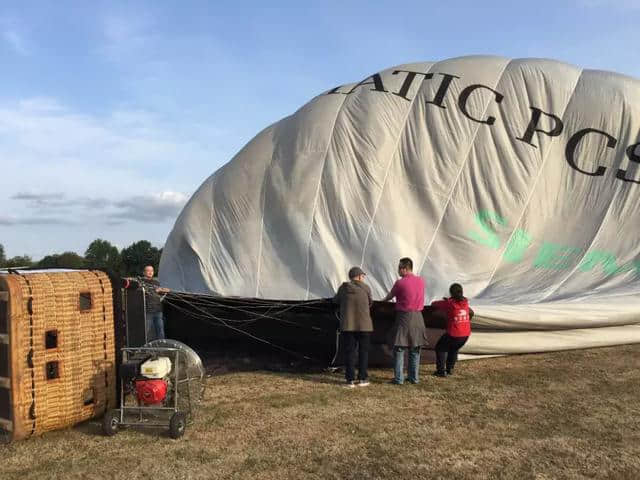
(0, 271, 115, 441)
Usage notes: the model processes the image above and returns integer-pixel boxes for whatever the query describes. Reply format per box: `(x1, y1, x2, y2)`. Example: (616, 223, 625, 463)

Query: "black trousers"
(435, 334, 468, 373)
(342, 331, 370, 382)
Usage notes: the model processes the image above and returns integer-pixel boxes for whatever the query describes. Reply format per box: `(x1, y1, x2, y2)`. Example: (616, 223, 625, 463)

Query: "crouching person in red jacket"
(431, 283, 474, 377)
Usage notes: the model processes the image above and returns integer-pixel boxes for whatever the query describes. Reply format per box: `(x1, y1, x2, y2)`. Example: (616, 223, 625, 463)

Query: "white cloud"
(2, 29, 28, 55)
(0, 96, 223, 188)
(111, 191, 189, 222)
(18, 97, 65, 112)
(0, 215, 75, 226)
(0, 95, 229, 257)
(11, 192, 66, 203)
(100, 12, 157, 63)
(11, 192, 110, 210)
(576, 0, 640, 9)
(9, 190, 188, 224)
(0, 16, 30, 55)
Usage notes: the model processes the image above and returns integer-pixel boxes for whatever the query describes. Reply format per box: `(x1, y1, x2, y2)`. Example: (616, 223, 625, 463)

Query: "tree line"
(0, 239, 161, 277)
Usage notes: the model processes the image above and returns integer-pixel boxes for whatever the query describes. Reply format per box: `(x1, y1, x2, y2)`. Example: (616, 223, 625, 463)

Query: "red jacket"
(431, 297, 472, 337)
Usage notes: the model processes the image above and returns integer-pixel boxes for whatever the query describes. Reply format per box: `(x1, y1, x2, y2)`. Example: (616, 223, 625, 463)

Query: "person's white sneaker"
(357, 380, 370, 387)
(343, 381, 356, 388)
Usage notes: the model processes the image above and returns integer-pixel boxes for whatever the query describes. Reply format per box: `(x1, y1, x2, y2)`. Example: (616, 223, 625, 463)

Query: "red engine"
(135, 379, 168, 405)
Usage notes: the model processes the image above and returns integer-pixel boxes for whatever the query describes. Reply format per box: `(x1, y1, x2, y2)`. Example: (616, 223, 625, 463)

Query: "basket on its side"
(0, 270, 116, 442)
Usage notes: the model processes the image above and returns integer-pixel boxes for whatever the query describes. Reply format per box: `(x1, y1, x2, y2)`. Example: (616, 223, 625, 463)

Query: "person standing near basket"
(139, 265, 170, 341)
(381, 257, 427, 384)
(333, 266, 373, 388)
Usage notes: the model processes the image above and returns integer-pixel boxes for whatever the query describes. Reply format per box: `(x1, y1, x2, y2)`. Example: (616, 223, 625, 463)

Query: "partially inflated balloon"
(161, 56, 640, 355)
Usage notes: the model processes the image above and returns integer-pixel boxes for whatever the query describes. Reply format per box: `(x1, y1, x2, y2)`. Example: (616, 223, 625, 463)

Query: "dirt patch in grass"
(3, 345, 640, 479)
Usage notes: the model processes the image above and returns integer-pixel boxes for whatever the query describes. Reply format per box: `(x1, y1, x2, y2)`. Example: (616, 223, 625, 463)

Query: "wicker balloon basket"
(0, 270, 116, 442)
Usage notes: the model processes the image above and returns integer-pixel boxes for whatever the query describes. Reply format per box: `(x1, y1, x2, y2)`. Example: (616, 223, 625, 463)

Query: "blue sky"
(0, 0, 638, 259)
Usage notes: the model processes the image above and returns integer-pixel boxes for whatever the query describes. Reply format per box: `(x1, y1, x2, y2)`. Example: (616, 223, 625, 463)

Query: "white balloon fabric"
(160, 55, 640, 355)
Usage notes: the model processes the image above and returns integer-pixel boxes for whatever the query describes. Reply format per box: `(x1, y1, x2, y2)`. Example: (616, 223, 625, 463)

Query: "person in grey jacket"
(333, 266, 374, 387)
(139, 265, 170, 341)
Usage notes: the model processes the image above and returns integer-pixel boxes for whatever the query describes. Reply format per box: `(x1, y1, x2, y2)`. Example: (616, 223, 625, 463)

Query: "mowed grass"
(3, 345, 640, 480)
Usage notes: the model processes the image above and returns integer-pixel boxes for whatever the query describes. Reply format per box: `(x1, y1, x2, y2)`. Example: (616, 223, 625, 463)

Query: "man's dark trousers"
(435, 334, 468, 374)
(342, 331, 370, 382)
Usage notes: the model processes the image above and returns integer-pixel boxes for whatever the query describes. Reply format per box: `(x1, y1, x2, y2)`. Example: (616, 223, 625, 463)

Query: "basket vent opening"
(83, 388, 95, 406)
(45, 330, 58, 349)
(46, 361, 59, 380)
(79, 292, 92, 311)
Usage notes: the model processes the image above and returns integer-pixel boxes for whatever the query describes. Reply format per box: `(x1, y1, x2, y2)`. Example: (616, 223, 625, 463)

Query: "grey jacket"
(333, 280, 373, 332)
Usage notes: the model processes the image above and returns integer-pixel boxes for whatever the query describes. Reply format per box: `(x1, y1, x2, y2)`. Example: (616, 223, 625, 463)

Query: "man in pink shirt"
(381, 257, 428, 384)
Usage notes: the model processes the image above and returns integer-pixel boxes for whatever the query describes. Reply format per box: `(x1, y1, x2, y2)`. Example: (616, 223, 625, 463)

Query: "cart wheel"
(169, 412, 187, 439)
(102, 409, 120, 436)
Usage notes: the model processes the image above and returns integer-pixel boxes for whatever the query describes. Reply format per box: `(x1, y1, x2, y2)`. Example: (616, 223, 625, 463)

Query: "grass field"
(3, 345, 640, 480)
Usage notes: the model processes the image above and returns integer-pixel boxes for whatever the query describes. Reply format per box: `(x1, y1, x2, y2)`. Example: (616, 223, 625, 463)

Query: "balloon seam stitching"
(359, 62, 438, 268)
(416, 58, 514, 275)
(208, 173, 221, 293)
(303, 92, 353, 300)
(539, 91, 629, 302)
(255, 147, 279, 297)
(482, 67, 585, 299)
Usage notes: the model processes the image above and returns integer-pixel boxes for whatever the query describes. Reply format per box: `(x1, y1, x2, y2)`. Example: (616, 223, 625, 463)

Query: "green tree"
(121, 240, 161, 276)
(0, 243, 6, 267)
(37, 252, 85, 269)
(37, 255, 59, 269)
(4, 255, 34, 268)
(85, 239, 121, 273)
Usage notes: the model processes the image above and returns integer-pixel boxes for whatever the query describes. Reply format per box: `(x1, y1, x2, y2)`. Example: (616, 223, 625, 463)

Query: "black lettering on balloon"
(458, 84, 505, 126)
(516, 107, 564, 148)
(425, 73, 460, 109)
(565, 128, 617, 176)
(391, 70, 434, 101)
(320, 70, 640, 189)
(616, 142, 640, 184)
(346, 73, 388, 94)
(326, 85, 348, 95)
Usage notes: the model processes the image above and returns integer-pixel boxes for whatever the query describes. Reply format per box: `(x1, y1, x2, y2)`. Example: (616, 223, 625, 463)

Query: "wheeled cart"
(102, 346, 195, 439)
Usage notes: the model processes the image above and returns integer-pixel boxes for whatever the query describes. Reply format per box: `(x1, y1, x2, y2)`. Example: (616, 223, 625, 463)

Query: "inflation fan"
(102, 339, 206, 439)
